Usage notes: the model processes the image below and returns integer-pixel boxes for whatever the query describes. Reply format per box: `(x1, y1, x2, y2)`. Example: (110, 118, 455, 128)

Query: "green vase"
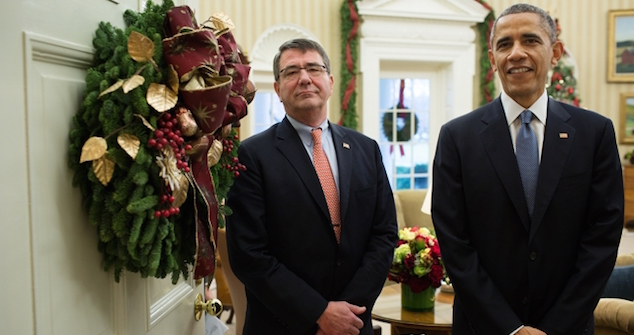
(401, 284, 435, 311)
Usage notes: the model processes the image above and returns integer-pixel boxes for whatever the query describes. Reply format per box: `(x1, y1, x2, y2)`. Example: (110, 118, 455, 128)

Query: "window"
(251, 91, 285, 134)
(378, 78, 430, 190)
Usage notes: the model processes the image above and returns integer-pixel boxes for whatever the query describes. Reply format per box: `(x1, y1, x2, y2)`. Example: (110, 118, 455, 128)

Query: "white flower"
(156, 147, 184, 190)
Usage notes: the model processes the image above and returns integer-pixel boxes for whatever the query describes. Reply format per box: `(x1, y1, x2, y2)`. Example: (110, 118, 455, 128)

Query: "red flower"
(409, 275, 431, 293)
(404, 254, 416, 270)
(429, 263, 444, 287)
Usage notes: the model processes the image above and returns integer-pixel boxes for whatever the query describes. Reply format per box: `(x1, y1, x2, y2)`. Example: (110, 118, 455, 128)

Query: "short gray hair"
(490, 3, 557, 47)
(272, 38, 331, 82)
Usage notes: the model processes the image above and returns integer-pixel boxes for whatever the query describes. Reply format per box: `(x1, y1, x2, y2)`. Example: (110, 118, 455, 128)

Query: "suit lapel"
(529, 99, 574, 240)
(330, 123, 351, 222)
(275, 118, 331, 219)
(479, 98, 532, 231)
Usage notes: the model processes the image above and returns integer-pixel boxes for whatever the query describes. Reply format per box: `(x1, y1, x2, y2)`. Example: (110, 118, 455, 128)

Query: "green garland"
(211, 128, 242, 228)
(339, 0, 359, 129)
(475, 0, 496, 105)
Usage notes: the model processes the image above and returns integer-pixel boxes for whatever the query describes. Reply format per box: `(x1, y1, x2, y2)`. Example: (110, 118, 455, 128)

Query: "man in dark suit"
(226, 38, 397, 335)
(432, 4, 623, 335)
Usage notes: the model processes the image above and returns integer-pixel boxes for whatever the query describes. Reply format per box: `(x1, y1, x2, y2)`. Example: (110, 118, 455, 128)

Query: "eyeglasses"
(279, 64, 327, 81)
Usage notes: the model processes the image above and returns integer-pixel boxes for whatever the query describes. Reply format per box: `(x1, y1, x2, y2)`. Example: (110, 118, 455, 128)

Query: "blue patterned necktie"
(516, 110, 539, 216)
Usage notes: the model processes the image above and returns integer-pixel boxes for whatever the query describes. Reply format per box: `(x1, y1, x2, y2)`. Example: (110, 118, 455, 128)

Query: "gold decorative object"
(117, 134, 140, 159)
(167, 64, 180, 93)
(127, 31, 158, 69)
(207, 139, 223, 166)
(98, 79, 124, 98)
(122, 74, 145, 93)
(176, 108, 198, 137)
(146, 83, 178, 112)
(172, 176, 189, 208)
(210, 12, 235, 31)
(182, 74, 206, 91)
(194, 293, 222, 321)
(135, 114, 155, 131)
(93, 155, 115, 186)
(80, 136, 108, 163)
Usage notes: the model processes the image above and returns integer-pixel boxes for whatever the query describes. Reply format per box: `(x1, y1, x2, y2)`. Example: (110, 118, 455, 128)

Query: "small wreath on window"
(382, 111, 419, 142)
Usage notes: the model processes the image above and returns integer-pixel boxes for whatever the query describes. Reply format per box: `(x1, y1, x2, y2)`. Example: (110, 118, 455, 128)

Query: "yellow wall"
(200, 0, 634, 156)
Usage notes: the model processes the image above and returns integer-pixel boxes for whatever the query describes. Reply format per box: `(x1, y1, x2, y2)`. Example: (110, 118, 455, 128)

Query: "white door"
(0, 1, 206, 334)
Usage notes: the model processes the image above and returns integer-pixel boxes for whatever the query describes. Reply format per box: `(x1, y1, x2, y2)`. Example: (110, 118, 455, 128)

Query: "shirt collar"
(502, 90, 548, 126)
(286, 115, 329, 146)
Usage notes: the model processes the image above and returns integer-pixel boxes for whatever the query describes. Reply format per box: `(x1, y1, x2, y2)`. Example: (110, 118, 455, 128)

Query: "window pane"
(379, 77, 430, 191)
(414, 177, 428, 189)
(396, 177, 411, 190)
(253, 93, 271, 124)
(252, 92, 285, 135)
(379, 79, 399, 110)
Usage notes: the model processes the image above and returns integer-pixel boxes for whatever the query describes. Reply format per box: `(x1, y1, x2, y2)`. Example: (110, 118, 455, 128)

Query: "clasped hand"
(315, 301, 366, 335)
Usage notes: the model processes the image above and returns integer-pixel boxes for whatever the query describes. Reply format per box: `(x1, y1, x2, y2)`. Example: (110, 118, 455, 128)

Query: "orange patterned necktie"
(311, 128, 341, 243)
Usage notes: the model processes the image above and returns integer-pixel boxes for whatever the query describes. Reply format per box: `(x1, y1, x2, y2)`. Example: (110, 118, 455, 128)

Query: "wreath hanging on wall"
(381, 112, 419, 142)
(68, 0, 254, 283)
(381, 79, 419, 143)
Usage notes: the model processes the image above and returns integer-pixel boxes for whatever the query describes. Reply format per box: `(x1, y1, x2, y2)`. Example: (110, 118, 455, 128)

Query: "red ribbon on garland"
(475, 0, 496, 103)
(340, 0, 359, 123)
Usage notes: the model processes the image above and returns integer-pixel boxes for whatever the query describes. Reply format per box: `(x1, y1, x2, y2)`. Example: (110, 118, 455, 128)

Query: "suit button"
(529, 252, 537, 261)
(522, 296, 528, 304)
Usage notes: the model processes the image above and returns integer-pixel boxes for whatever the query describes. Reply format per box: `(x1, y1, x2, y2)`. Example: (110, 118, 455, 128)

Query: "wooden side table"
(372, 284, 453, 335)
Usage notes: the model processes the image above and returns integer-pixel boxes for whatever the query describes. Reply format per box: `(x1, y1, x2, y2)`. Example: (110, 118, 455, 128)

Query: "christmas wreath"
(382, 112, 419, 142)
(381, 80, 419, 142)
(68, 0, 254, 283)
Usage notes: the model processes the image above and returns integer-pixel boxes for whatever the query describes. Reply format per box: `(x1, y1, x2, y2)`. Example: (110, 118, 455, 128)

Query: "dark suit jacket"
(431, 97, 623, 335)
(226, 117, 397, 335)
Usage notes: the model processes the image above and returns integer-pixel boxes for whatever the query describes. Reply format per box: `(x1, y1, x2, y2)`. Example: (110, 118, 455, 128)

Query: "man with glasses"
(226, 38, 397, 335)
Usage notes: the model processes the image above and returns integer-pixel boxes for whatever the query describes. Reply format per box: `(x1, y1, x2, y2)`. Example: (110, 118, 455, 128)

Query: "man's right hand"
(315, 301, 366, 335)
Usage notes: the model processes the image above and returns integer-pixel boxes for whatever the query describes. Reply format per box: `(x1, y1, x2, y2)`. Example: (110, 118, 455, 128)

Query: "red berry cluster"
(220, 134, 246, 177)
(147, 112, 193, 173)
(147, 111, 194, 219)
(154, 191, 181, 218)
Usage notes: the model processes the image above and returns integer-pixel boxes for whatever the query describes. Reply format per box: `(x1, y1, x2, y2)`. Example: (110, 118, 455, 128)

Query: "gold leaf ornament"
(135, 114, 156, 131)
(167, 65, 180, 94)
(207, 139, 223, 166)
(128, 31, 155, 63)
(122, 75, 145, 93)
(146, 83, 178, 112)
(93, 155, 115, 186)
(98, 79, 124, 98)
(80, 136, 108, 163)
(117, 134, 140, 159)
(210, 12, 235, 31)
(172, 176, 189, 208)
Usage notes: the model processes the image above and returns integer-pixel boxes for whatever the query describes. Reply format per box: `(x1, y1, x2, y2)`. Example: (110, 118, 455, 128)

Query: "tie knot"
(521, 110, 533, 125)
(311, 128, 322, 145)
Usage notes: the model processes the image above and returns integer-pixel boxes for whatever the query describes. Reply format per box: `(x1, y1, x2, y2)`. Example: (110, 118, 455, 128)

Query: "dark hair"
(490, 3, 557, 47)
(272, 38, 331, 82)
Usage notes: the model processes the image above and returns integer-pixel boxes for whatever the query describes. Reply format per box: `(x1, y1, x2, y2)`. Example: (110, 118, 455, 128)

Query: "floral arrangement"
(388, 226, 446, 293)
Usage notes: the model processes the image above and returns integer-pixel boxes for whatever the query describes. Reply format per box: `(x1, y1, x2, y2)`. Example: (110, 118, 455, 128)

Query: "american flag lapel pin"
(559, 133, 568, 139)
(343, 142, 350, 149)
